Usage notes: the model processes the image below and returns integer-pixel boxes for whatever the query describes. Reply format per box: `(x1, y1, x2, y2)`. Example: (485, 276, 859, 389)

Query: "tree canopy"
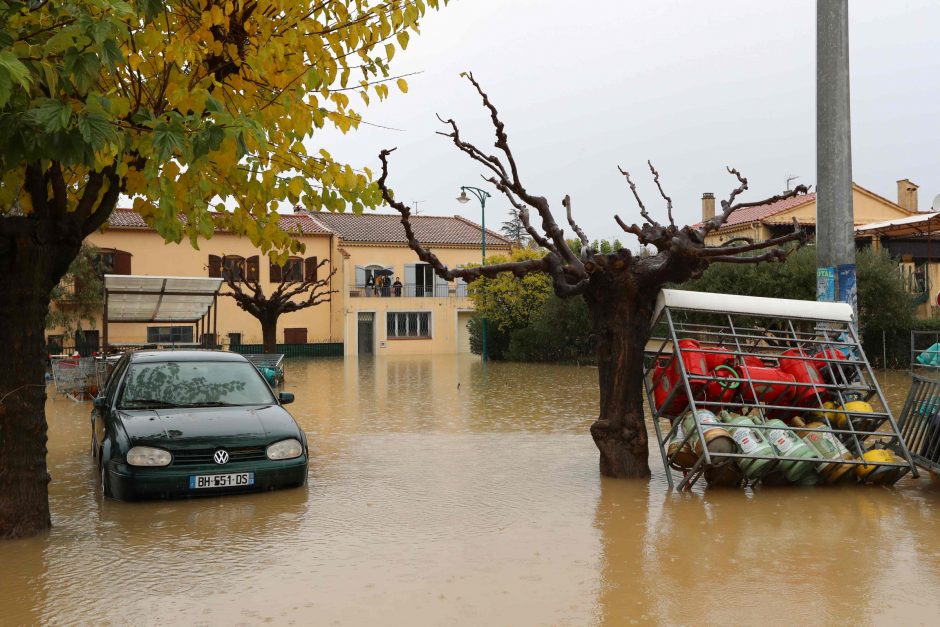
(467, 247, 550, 332)
(0, 0, 442, 258)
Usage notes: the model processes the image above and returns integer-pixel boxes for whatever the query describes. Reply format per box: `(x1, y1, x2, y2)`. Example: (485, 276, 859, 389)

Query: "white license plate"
(189, 472, 255, 489)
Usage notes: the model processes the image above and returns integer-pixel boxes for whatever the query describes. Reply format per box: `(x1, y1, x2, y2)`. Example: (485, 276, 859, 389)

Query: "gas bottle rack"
(644, 289, 918, 491)
(896, 330, 940, 475)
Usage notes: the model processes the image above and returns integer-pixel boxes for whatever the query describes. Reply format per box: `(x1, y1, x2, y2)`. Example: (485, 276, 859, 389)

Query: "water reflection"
(3, 359, 940, 625)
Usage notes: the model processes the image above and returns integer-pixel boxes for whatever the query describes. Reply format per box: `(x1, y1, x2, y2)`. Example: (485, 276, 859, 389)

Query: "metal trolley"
(896, 331, 940, 475)
(644, 289, 917, 491)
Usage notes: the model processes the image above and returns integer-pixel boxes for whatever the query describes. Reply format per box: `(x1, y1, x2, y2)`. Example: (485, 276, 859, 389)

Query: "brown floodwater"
(2, 358, 940, 626)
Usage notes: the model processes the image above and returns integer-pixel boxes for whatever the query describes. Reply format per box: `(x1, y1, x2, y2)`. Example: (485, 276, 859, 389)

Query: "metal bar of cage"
(644, 291, 916, 491)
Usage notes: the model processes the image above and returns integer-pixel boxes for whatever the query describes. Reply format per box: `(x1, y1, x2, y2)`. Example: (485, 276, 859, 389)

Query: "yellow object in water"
(834, 400, 874, 428)
(857, 449, 895, 480)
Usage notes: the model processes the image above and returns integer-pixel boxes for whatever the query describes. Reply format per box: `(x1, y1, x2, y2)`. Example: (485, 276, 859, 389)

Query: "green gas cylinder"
(765, 419, 819, 483)
(718, 411, 775, 480)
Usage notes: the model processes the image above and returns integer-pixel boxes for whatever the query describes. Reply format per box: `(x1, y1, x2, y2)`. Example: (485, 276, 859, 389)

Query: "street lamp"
(457, 186, 491, 361)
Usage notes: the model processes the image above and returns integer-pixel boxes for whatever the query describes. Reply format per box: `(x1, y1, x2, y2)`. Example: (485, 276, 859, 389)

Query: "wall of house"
(59, 228, 339, 347)
(339, 242, 509, 356)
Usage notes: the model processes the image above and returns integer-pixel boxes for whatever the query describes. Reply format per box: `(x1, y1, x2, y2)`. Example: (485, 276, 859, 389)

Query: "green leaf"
(139, 0, 165, 23)
(77, 113, 117, 149)
(0, 70, 11, 108)
(131, 108, 155, 126)
(152, 121, 186, 161)
(101, 39, 124, 69)
(204, 96, 224, 114)
(192, 123, 225, 159)
(26, 99, 73, 133)
(90, 20, 112, 44)
(107, 0, 134, 18)
(0, 50, 32, 91)
(64, 51, 101, 94)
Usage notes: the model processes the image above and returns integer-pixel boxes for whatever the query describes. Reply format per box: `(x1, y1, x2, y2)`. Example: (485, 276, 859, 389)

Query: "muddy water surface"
(2, 359, 940, 625)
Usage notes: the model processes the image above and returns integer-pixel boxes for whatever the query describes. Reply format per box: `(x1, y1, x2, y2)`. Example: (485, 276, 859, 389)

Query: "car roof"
(128, 350, 251, 364)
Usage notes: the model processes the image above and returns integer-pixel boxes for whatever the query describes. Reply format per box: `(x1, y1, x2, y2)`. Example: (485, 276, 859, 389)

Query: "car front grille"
(170, 446, 268, 465)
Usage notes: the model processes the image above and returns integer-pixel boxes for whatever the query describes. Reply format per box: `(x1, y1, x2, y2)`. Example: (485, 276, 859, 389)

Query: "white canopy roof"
(653, 288, 854, 325)
(855, 212, 940, 236)
(104, 275, 223, 323)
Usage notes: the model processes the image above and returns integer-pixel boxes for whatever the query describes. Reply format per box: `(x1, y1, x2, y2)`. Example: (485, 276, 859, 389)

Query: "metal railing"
(349, 283, 467, 298)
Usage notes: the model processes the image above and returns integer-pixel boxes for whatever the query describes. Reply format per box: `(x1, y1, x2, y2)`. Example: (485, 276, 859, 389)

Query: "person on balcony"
(365, 275, 375, 297)
(393, 277, 402, 297)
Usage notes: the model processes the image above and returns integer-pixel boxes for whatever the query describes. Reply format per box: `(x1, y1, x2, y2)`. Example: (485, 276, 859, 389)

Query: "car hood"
(116, 405, 301, 447)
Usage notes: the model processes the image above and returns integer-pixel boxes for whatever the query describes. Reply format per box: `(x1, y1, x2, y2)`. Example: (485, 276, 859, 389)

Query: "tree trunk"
(0, 218, 81, 538)
(261, 313, 279, 354)
(584, 283, 657, 478)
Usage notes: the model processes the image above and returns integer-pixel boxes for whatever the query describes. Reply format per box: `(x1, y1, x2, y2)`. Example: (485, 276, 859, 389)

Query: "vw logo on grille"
(213, 450, 230, 465)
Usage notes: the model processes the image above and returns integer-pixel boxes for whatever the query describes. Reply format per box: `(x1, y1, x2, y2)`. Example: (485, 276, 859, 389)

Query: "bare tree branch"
(618, 167, 658, 227)
(647, 161, 674, 227)
(563, 195, 589, 250)
(700, 167, 810, 235)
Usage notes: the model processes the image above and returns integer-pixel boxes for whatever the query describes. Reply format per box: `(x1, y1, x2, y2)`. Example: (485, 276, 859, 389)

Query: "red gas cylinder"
(779, 348, 829, 408)
(704, 364, 740, 405)
(652, 357, 687, 417)
(703, 346, 735, 371)
(812, 347, 847, 382)
(739, 361, 797, 408)
(676, 339, 710, 383)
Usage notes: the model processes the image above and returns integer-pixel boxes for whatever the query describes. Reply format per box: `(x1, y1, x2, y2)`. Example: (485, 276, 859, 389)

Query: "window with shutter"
(222, 255, 245, 282)
(113, 250, 132, 275)
(284, 327, 308, 344)
(208, 255, 222, 278)
(283, 257, 303, 282)
(246, 256, 259, 282)
(304, 256, 318, 283)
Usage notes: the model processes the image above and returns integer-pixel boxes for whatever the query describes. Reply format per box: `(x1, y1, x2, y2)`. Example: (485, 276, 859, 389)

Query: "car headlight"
(126, 446, 172, 467)
(266, 438, 303, 460)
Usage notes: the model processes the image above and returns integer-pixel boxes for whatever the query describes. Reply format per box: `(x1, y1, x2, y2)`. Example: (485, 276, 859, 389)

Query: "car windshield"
(119, 361, 276, 409)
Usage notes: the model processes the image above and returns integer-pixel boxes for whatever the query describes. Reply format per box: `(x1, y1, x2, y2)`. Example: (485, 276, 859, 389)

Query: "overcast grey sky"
(319, 0, 940, 243)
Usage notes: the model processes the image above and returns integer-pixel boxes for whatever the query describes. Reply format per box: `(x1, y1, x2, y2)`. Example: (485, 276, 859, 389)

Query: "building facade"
(699, 179, 920, 246)
(50, 209, 511, 356)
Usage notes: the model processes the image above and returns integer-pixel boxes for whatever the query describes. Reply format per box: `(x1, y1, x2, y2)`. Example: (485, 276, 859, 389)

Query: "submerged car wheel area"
(91, 350, 308, 501)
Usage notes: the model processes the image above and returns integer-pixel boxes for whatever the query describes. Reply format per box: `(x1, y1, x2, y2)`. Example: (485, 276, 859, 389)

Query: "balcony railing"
(349, 283, 467, 298)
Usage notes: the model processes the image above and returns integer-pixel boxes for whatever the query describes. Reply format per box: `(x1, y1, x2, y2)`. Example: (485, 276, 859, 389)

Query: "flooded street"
(3, 358, 940, 625)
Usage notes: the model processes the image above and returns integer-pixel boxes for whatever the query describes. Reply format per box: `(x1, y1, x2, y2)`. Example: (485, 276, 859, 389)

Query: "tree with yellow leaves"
(0, 0, 443, 539)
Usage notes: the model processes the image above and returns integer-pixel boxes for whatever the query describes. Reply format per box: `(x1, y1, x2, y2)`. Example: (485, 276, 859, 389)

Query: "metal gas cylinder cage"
(643, 289, 918, 491)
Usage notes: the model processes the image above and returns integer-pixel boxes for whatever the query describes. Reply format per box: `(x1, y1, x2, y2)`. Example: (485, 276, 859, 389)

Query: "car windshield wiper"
(184, 401, 241, 407)
(120, 399, 182, 409)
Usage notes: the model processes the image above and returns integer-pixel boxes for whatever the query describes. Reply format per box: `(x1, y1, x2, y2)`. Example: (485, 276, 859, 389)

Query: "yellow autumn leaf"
(396, 78, 408, 93)
(289, 176, 304, 198)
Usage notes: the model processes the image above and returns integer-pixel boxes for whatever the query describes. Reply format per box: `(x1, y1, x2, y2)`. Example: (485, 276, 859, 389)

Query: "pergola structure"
(102, 275, 223, 352)
(855, 212, 940, 240)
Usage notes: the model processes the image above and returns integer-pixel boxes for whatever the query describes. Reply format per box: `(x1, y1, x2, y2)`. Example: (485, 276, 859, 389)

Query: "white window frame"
(386, 311, 432, 339)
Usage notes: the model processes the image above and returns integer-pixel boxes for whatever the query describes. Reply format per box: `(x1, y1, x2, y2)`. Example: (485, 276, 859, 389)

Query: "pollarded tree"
(219, 255, 334, 353)
(0, 0, 443, 539)
(378, 73, 809, 479)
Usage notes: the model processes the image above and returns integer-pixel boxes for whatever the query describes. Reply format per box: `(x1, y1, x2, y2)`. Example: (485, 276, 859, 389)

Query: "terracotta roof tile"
(719, 192, 816, 227)
(106, 208, 331, 235)
(310, 211, 512, 246)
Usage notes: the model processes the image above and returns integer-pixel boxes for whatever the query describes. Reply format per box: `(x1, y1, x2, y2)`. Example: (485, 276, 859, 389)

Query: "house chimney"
(701, 193, 715, 221)
(897, 179, 919, 212)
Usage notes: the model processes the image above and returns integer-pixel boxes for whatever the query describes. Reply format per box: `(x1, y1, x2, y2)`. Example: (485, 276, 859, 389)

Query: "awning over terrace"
(855, 212, 940, 238)
(103, 275, 223, 350)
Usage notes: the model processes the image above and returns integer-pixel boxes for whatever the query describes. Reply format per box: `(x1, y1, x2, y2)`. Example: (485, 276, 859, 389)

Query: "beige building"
(51, 209, 511, 356)
(699, 179, 920, 246)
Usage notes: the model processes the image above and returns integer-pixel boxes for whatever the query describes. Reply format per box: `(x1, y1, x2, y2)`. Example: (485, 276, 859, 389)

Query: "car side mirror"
(278, 392, 294, 405)
(93, 396, 107, 410)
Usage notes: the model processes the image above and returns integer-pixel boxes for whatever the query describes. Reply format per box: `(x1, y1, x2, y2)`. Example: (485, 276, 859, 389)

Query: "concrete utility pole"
(816, 0, 857, 319)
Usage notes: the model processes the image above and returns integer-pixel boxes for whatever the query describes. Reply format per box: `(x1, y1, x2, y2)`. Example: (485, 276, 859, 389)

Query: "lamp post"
(457, 186, 491, 361)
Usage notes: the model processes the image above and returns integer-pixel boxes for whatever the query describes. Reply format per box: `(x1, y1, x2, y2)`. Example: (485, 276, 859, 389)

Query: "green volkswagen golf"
(91, 350, 308, 500)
